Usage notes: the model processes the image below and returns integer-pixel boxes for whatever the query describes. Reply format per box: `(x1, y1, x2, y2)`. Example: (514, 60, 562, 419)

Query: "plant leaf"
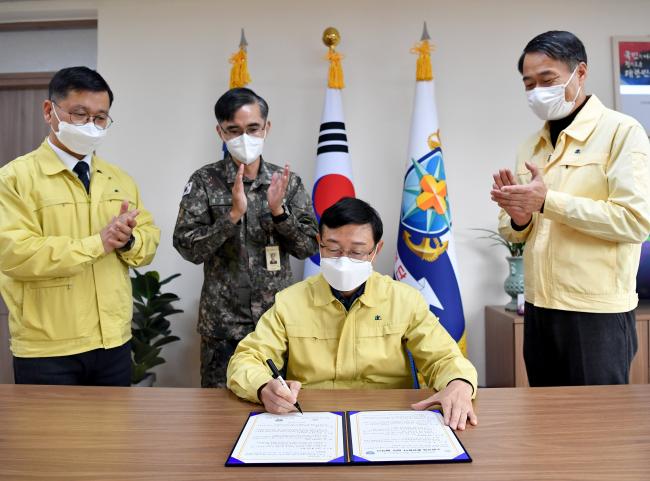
(152, 336, 181, 348)
(130, 270, 182, 382)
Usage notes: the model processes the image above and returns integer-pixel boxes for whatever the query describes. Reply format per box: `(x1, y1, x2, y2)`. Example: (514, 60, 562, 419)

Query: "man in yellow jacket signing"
(491, 31, 650, 386)
(0, 67, 160, 386)
(227, 198, 478, 431)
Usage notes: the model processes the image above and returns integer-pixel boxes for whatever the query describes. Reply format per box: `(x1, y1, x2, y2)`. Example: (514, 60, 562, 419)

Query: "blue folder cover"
(226, 410, 472, 466)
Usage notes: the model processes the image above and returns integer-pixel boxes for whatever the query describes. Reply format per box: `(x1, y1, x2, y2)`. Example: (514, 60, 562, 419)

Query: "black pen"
(265, 358, 303, 414)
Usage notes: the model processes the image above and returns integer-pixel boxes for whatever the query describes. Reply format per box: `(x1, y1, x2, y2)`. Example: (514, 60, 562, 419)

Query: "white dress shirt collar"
(47, 137, 92, 174)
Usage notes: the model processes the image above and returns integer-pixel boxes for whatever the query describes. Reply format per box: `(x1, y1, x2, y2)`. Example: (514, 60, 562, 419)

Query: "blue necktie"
(73, 161, 90, 193)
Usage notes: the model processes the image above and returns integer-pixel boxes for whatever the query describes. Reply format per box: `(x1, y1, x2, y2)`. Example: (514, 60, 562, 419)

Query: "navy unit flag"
(394, 23, 467, 354)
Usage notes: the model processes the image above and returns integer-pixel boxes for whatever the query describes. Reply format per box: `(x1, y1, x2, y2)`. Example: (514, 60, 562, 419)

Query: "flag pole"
(394, 22, 468, 357)
(303, 27, 356, 279)
(222, 30, 251, 158)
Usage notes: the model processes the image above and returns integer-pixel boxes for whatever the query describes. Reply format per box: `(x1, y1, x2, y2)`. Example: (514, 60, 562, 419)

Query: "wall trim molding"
(0, 72, 55, 90)
(0, 19, 97, 32)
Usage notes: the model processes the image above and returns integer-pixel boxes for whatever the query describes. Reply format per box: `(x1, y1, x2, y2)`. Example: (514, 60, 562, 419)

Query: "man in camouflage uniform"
(173, 88, 318, 387)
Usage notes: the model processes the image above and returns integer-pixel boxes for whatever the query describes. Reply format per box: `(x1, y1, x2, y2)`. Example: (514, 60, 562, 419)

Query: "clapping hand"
(100, 200, 139, 253)
(267, 164, 290, 216)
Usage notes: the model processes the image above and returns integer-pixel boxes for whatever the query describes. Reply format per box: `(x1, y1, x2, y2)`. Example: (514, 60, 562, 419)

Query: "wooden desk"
(485, 304, 650, 387)
(0, 385, 649, 480)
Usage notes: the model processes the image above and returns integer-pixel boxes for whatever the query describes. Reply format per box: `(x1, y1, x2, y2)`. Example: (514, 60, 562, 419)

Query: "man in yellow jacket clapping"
(0, 67, 160, 386)
(491, 31, 650, 386)
(227, 198, 478, 431)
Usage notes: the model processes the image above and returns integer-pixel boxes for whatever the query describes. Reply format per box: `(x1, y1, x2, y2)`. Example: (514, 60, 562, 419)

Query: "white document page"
(349, 410, 466, 462)
(230, 411, 344, 464)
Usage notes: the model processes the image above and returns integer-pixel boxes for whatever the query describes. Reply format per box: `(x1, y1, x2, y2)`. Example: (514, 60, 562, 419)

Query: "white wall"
(3, 0, 650, 387)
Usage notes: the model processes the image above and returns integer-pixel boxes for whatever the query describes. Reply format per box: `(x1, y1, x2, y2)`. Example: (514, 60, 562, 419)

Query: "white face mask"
(225, 132, 265, 165)
(320, 250, 376, 292)
(526, 67, 582, 121)
(51, 106, 107, 156)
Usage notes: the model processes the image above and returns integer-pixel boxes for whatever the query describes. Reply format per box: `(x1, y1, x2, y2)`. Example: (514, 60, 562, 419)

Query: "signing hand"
(260, 377, 302, 414)
(267, 164, 290, 216)
(230, 163, 247, 224)
(411, 380, 477, 431)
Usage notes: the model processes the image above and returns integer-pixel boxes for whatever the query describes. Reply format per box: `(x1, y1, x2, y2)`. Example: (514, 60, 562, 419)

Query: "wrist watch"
(118, 234, 135, 253)
(272, 204, 290, 223)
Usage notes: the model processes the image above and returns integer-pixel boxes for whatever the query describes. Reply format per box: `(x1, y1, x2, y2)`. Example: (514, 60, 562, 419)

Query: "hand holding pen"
(259, 359, 303, 415)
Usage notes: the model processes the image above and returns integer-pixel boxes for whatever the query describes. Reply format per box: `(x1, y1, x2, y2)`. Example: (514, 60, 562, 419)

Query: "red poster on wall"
(613, 37, 650, 135)
(618, 41, 650, 86)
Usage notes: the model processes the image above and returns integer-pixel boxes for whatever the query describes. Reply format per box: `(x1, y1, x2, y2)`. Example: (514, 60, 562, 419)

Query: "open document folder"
(226, 410, 471, 466)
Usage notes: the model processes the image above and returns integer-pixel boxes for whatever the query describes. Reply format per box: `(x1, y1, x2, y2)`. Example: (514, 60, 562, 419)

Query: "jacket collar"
(562, 94, 604, 142)
(38, 138, 112, 193)
(46, 138, 92, 173)
(533, 95, 605, 150)
(38, 138, 71, 176)
(39, 138, 106, 176)
(311, 272, 381, 308)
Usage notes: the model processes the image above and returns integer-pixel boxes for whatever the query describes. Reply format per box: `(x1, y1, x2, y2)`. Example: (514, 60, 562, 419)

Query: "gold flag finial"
(322, 27, 344, 89)
(411, 21, 434, 81)
(229, 28, 251, 89)
(322, 27, 340, 48)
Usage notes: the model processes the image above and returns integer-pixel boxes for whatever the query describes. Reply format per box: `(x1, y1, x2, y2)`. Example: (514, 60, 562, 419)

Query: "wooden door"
(0, 75, 52, 166)
(0, 72, 53, 383)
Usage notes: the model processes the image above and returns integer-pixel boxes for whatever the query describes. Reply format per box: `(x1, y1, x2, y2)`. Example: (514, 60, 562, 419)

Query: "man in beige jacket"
(491, 31, 650, 386)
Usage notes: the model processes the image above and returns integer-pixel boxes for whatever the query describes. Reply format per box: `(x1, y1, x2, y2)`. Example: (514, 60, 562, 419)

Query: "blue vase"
(504, 256, 524, 311)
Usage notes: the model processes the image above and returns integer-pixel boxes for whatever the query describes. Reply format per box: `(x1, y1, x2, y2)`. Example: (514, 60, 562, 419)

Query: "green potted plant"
(473, 228, 525, 312)
(131, 270, 182, 386)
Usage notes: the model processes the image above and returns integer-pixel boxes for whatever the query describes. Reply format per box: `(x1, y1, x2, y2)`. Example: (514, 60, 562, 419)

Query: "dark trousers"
(13, 341, 131, 386)
(200, 337, 241, 388)
(523, 303, 637, 386)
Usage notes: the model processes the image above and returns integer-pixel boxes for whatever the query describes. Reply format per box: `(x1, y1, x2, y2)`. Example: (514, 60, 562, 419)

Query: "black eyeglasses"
(52, 101, 113, 130)
(319, 243, 377, 262)
(219, 122, 267, 139)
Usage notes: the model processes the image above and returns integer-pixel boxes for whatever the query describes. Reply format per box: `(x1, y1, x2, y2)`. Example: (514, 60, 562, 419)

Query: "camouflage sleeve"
(272, 173, 319, 260)
(172, 172, 239, 265)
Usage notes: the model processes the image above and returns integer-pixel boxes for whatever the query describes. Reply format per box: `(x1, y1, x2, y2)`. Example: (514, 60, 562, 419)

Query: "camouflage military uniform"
(173, 155, 319, 387)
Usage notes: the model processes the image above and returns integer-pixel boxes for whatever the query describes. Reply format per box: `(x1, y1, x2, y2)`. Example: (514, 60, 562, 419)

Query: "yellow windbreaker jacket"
(227, 272, 478, 403)
(0, 140, 160, 357)
(499, 95, 650, 313)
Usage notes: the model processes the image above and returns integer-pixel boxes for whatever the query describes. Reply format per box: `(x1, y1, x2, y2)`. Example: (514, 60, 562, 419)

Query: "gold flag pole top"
(229, 28, 251, 89)
(323, 27, 344, 89)
(411, 21, 434, 81)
